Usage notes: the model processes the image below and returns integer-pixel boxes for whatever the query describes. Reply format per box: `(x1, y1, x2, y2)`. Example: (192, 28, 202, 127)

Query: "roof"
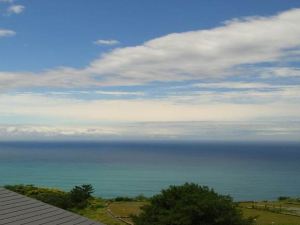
(0, 187, 104, 225)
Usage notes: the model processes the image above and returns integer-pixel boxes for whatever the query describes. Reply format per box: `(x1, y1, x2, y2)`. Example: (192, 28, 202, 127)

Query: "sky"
(0, 0, 300, 141)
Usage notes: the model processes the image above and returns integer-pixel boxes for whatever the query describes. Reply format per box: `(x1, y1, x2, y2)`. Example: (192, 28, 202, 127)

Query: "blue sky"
(1, 0, 299, 71)
(1, 0, 300, 140)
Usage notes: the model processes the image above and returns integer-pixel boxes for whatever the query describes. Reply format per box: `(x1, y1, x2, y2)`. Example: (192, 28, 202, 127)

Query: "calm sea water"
(0, 141, 299, 201)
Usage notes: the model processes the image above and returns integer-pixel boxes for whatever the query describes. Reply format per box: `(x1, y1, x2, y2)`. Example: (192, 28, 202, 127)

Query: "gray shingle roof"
(0, 187, 104, 225)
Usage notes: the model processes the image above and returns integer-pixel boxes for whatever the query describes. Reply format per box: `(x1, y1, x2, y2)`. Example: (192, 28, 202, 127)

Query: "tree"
(132, 183, 254, 225)
(69, 184, 94, 208)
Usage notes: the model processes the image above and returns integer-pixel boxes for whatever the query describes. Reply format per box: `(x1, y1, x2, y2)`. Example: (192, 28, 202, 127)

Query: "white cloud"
(264, 67, 300, 77)
(1, 121, 300, 141)
(0, 8, 300, 89)
(0, 87, 299, 140)
(0, 91, 299, 123)
(94, 39, 120, 46)
(94, 91, 144, 96)
(0, 28, 15, 37)
(0, 68, 93, 90)
(7, 4, 25, 14)
(87, 8, 300, 84)
(193, 82, 274, 89)
(1, 125, 121, 138)
(0, 8, 299, 141)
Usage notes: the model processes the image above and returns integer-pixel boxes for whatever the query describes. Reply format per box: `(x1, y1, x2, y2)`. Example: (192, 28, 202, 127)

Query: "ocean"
(0, 141, 299, 201)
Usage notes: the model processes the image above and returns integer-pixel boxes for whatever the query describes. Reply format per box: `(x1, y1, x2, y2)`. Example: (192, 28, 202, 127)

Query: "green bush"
(278, 196, 290, 201)
(114, 194, 148, 202)
(69, 184, 94, 208)
(115, 196, 134, 202)
(135, 194, 148, 202)
(132, 183, 254, 225)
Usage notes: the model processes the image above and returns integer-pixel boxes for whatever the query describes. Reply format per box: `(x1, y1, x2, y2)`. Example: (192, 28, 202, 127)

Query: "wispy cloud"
(263, 67, 300, 78)
(94, 39, 120, 46)
(94, 91, 144, 96)
(193, 82, 274, 89)
(0, 28, 15, 37)
(7, 4, 25, 14)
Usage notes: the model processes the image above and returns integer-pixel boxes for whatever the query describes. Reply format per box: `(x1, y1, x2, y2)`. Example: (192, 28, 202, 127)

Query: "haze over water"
(0, 141, 299, 201)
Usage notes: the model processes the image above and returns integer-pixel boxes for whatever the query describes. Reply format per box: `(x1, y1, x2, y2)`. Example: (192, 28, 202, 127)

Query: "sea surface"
(0, 141, 299, 201)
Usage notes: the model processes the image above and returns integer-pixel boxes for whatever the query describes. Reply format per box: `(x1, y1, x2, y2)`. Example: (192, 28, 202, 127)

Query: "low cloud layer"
(0, 87, 299, 123)
(1, 121, 300, 141)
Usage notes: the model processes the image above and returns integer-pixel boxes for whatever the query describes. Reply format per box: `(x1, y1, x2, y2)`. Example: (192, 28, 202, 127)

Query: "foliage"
(5, 184, 300, 225)
(114, 194, 148, 202)
(277, 196, 300, 202)
(132, 183, 255, 225)
(74, 198, 124, 225)
(5, 184, 70, 209)
(114, 196, 134, 202)
(5, 184, 94, 209)
(69, 184, 94, 208)
(278, 196, 290, 201)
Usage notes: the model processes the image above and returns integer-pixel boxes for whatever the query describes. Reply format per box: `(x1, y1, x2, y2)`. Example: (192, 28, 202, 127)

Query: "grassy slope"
(243, 208, 300, 225)
(108, 202, 146, 224)
(5, 185, 300, 225)
(74, 200, 147, 225)
(78, 200, 300, 225)
(73, 199, 125, 225)
(239, 201, 300, 225)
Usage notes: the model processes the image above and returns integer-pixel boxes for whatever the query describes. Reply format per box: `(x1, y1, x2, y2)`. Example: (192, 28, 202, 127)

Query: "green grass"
(75, 200, 300, 225)
(73, 199, 126, 225)
(242, 208, 300, 225)
(6, 185, 300, 225)
(73, 200, 147, 225)
(108, 201, 147, 224)
(239, 200, 300, 225)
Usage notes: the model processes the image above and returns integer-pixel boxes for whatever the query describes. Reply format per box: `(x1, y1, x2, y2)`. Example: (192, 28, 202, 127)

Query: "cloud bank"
(1, 121, 300, 141)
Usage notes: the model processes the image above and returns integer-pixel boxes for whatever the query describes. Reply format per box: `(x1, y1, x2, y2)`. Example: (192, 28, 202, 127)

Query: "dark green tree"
(69, 184, 94, 208)
(132, 183, 254, 225)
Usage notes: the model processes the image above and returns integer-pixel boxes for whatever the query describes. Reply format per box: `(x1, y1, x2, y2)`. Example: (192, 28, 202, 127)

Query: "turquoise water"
(0, 141, 299, 201)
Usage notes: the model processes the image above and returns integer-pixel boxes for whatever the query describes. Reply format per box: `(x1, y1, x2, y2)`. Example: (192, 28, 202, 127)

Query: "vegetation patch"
(5, 184, 94, 209)
(5, 184, 300, 225)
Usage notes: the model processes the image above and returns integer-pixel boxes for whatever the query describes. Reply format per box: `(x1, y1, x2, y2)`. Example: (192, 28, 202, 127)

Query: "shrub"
(132, 183, 254, 225)
(278, 196, 290, 201)
(135, 194, 148, 202)
(69, 184, 94, 208)
(114, 194, 149, 202)
(115, 196, 134, 202)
